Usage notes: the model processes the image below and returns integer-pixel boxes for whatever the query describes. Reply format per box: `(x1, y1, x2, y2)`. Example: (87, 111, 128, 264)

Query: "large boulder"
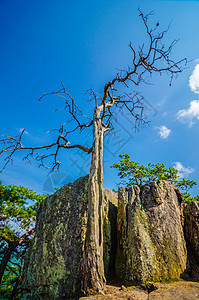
(22, 175, 89, 299)
(116, 180, 187, 283)
(22, 176, 118, 299)
(184, 201, 199, 280)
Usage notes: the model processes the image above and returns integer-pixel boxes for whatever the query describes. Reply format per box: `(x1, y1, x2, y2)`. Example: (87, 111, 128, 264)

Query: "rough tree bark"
(81, 107, 106, 293)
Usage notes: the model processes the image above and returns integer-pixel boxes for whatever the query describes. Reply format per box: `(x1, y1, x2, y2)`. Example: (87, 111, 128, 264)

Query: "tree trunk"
(81, 108, 106, 294)
(0, 228, 34, 283)
(0, 242, 18, 283)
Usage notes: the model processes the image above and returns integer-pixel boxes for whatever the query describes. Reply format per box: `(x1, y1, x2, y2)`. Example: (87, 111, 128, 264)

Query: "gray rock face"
(22, 178, 189, 298)
(22, 175, 89, 299)
(116, 181, 187, 283)
(184, 201, 199, 280)
(22, 177, 118, 299)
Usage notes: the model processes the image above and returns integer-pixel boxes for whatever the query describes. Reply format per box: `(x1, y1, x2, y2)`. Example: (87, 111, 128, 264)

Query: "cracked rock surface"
(116, 181, 187, 283)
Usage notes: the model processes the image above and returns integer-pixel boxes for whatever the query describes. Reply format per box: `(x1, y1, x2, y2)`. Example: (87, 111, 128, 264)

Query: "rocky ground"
(80, 281, 199, 300)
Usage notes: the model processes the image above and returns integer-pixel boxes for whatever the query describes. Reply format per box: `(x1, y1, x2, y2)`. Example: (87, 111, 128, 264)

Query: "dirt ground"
(80, 281, 199, 300)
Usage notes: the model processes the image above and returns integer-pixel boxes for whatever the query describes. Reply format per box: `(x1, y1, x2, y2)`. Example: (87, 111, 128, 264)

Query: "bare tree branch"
(0, 9, 186, 172)
(0, 131, 92, 171)
(97, 8, 186, 124)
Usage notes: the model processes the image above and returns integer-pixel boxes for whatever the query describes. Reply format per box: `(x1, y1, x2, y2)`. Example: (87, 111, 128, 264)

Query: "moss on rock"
(22, 178, 118, 299)
(22, 175, 89, 299)
(116, 181, 187, 283)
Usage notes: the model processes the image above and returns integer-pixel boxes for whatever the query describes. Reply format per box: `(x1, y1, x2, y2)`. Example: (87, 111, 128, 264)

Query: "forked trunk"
(81, 108, 106, 294)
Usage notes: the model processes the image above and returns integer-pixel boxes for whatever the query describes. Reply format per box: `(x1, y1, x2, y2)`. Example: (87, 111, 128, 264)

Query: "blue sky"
(0, 0, 199, 195)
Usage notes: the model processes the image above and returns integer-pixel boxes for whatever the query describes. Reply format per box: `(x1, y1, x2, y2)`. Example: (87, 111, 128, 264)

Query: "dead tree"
(0, 10, 186, 294)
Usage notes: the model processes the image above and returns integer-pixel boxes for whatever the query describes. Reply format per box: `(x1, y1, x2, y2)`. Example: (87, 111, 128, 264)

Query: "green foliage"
(0, 179, 47, 298)
(0, 258, 22, 299)
(183, 193, 199, 202)
(0, 182, 46, 238)
(111, 154, 198, 202)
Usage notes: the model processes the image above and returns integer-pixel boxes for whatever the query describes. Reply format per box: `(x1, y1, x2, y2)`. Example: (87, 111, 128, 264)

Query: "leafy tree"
(111, 153, 197, 201)
(0, 10, 186, 293)
(0, 248, 24, 300)
(0, 181, 46, 298)
(183, 193, 199, 203)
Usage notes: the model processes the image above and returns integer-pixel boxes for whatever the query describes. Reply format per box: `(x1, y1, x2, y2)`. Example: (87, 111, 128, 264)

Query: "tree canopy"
(0, 180, 46, 298)
(111, 153, 198, 202)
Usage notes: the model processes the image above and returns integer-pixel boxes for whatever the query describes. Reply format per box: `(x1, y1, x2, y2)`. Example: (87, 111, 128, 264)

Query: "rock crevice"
(183, 201, 199, 280)
(22, 179, 193, 299)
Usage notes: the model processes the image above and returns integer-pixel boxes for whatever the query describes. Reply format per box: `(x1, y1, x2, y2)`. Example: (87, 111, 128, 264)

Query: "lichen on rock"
(116, 180, 187, 283)
(22, 177, 118, 299)
(22, 175, 89, 299)
(22, 178, 189, 298)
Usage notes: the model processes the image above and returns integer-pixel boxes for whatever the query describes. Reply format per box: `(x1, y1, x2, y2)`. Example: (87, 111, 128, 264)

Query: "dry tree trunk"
(81, 107, 106, 294)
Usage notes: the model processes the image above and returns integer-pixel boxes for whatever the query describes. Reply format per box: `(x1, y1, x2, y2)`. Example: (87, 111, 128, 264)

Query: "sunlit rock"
(116, 180, 187, 283)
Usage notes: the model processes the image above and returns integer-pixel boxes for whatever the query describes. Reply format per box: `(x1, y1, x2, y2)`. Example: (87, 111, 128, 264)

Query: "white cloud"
(173, 162, 194, 179)
(19, 128, 29, 135)
(176, 100, 199, 127)
(177, 64, 199, 127)
(157, 125, 171, 139)
(189, 64, 199, 94)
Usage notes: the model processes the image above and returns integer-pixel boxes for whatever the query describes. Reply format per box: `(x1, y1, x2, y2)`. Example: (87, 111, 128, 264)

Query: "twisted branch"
(0, 9, 186, 172)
